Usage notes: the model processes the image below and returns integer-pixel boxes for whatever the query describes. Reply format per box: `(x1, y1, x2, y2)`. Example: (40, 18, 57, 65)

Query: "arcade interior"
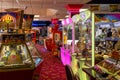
(0, 0, 120, 80)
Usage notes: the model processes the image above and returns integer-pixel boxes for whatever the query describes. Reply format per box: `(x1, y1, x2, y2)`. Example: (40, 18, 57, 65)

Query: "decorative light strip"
(92, 12, 95, 66)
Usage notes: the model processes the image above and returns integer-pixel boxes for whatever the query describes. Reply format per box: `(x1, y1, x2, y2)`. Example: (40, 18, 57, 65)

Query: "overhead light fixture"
(33, 18, 40, 21)
(65, 15, 69, 18)
(59, 19, 64, 21)
(79, 9, 88, 12)
(34, 15, 40, 18)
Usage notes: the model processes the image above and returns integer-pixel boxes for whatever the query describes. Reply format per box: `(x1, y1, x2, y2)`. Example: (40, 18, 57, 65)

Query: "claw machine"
(0, 33, 35, 80)
(70, 9, 92, 80)
(61, 18, 73, 65)
(90, 12, 120, 80)
(93, 12, 120, 63)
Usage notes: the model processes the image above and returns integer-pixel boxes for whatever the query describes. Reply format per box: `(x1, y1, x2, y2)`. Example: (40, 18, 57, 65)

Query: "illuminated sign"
(72, 14, 80, 23)
(79, 10, 91, 21)
(1, 14, 14, 23)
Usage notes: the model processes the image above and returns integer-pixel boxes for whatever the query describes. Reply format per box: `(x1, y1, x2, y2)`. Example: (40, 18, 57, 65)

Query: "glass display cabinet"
(71, 10, 92, 80)
(94, 12, 120, 63)
(72, 10, 92, 61)
(0, 33, 35, 80)
(96, 57, 120, 80)
(61, 18, 73, 65)
(26, 41, 43, 66)
(92, 12, 120, 80)
(83, 52, 120, 80)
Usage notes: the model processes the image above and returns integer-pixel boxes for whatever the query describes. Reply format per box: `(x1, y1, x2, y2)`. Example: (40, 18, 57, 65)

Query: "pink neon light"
(62, 19, 67, 26)
(66, 18, 72, 24)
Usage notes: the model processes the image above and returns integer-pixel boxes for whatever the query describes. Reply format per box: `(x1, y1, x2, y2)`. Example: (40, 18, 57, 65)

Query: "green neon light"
(92, 12, 95, 66)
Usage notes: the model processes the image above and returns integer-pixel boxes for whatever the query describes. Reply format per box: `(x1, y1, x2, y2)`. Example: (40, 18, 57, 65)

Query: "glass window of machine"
(0, 44, 33, 68)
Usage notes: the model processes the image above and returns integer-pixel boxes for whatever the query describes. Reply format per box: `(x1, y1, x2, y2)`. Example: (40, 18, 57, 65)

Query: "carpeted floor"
(34, 44, 67, 80)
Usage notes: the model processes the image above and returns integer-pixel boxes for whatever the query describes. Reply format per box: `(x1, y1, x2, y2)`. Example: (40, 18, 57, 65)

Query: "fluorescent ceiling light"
(65, 15, 69, 18)
(34, 15, 40, 17)
(79, 9, 88, 12)
(59, 19, 64, 21)
(33, 18, 40, 21)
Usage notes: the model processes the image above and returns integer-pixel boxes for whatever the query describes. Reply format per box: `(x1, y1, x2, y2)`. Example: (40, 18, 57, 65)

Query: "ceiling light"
(34, 15, 40, 18)
(33, 18, 40, 21)
(65, 15, 69, 18)
(79, 9, 88, 12)
(59, 19, 64, 21)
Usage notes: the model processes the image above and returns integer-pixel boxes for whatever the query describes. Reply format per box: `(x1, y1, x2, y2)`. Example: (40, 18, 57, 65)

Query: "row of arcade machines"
(0, 32, 43, 80)
(0, 29, 38, 43)
(45, 20, 62, 57)
(61, 9, 120, 80)
(0, 8, 43, 80)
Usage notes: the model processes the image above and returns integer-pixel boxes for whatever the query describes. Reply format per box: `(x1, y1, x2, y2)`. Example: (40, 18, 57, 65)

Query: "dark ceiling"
(87, 0, 120, 4)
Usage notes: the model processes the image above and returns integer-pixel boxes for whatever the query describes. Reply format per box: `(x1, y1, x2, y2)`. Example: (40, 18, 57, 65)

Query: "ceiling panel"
(0, 0, 90, 20)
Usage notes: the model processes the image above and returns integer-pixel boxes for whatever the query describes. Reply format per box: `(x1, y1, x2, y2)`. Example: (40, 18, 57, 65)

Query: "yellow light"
(34, 15, 40, 18)
(79, 9, 88, 12)
(65, 15, 69, 18)
(2, 19, 4, 22)
(92, 12, 95, 66)
(59, 19, 64, 21)
(2, 14, 13, 23)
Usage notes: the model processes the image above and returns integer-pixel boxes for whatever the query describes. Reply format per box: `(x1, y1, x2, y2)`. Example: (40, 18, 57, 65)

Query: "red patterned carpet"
(34, 44, 67, 80)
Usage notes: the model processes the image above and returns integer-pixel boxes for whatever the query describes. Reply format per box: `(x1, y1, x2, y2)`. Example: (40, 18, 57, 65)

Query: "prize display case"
(92, 12, 120, 80)
(91, 53, 120, 80)
(64, 4, 120, 80)
(0, 33, 35, 80)
(71, 10, 92, 80)
(82, 12, 120, 80)
(82, 60, 120, 80)
(26, 41, 43, 67)
(72, 9, 92, 63)
(94, 12, 120, 62)
(61, 18, 73, 65)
